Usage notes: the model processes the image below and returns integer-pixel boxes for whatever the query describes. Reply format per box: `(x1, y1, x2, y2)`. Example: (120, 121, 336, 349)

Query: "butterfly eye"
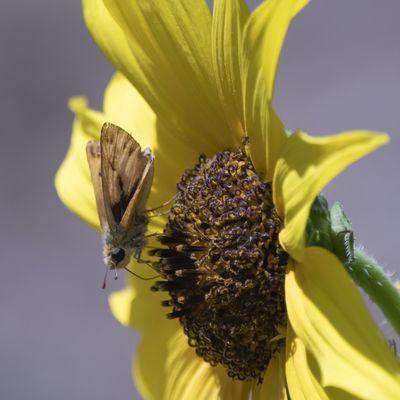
(111, 247, 125, 264)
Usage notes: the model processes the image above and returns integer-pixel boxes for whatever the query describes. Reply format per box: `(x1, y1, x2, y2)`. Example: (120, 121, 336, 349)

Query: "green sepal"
(306, 195, 333, 251)
(307, 195, 355, 266)
(330, 202, 355, 266)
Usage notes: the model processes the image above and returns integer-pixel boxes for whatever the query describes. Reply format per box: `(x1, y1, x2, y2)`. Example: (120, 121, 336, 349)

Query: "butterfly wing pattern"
(99, 123, 154, 232)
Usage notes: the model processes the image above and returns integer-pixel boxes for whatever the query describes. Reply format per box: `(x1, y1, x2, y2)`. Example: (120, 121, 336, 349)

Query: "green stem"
(349, 249, 400, 337)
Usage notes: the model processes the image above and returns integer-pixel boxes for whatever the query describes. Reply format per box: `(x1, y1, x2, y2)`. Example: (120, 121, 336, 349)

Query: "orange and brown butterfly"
(86, 123, 154, 286)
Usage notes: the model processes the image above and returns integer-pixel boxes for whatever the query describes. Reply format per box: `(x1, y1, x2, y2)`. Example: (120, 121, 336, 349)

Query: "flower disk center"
(151, 148, 288, 381)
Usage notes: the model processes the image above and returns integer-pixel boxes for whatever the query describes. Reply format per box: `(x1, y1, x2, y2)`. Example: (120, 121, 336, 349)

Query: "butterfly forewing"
(99, 123, 154, 231)
(86, 141, 107, 229)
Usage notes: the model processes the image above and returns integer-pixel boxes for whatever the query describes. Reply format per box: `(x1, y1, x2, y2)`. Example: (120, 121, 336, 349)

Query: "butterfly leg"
(136, 257, 155, 266)
(143, 232, 158, 239)
(123, 266, 159, 281)
(125, 248, 159, 279)
(133, 248, 156, 268)
(144, 195, 177, 214)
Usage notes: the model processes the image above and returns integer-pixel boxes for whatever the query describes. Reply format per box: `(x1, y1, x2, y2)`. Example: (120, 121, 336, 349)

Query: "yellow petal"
(243, 0, 309, 100)
(109, 280, 178, 400)
(55, 97, 106, 229)
(212, 0, 250, 138)
(285, 324, 328, 400)
(82, 0, 147, 94)
(108, 285, 136, 327)
(253, 347, 288, 400)
(85, 0, 232, 153)
(134, 324, 179, 400)
(286, 247, 400, 399)
(274, 130, 389, 261)
(242, 0, 309, 180)
(103, 72, 156, 149)
(164, 329, 251, 400)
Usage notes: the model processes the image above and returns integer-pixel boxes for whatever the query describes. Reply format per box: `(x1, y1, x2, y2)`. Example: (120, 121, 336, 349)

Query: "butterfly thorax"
(103, 213, 149, 269)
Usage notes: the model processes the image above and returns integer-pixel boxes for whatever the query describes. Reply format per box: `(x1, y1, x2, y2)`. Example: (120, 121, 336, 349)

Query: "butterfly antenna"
(101, 266, 109, 290)
(124, 266, 159, 281)
(113, 265, 118, 281)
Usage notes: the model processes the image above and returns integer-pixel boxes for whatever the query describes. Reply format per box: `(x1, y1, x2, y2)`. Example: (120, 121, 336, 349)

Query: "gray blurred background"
(0, 0, 399, 399)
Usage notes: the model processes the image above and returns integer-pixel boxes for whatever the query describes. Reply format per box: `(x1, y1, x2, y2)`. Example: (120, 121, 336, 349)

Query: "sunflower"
(55, 0, 400, 398)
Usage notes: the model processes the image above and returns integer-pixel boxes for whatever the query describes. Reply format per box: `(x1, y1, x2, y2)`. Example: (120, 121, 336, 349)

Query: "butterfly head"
(104, 244, 132, 270)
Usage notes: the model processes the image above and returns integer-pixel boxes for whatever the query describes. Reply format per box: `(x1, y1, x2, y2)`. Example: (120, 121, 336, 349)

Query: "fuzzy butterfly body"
(86, 123, 154, 276)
